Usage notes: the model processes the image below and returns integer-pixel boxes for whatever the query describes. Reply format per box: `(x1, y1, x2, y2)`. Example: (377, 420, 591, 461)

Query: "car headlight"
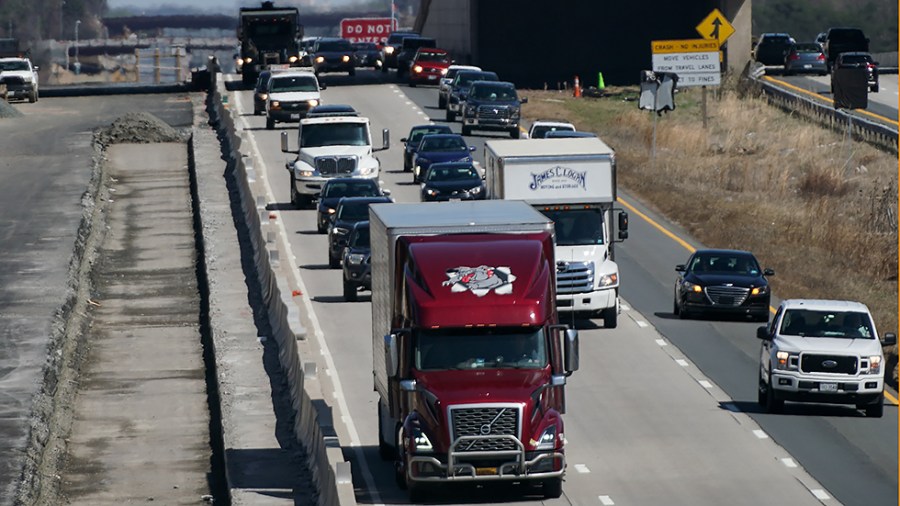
(384, 46, 395, 55)
(750, 286, 769, 296)
(342, 55, 350, 62)
(531, 425, 557, 451)
(315, 56, 325, 64)
(440, 68, 448, 75)
(307, 99, 319, 107)
(682, 281, 702, 293)
(270, 101, 281, 109)
(425, 188, 438, 196)
(468, 186, 483, 194)
(244, 57, 252, 64)
(411, 427, 434, 453)
(598, 273, 618, 287)
(289, 55, 298, 63)
(413, 65, 423, 73)
(347, 253, 365, 265)
(867, 355, 882, 375)
(775, 350, 799, 370)
(326, 208, 336, 215)
(259, 93, 268, 100)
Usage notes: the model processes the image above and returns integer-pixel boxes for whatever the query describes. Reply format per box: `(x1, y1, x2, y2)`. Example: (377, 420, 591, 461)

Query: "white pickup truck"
(280, 116, 389, 207)
(757, 299, 896, 417)
(0, 57, 39, 103)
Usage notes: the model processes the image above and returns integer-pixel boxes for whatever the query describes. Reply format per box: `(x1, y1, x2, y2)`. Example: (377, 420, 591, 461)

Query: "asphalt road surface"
(772, 71, 899, 125)
(228, 69, 896, 505)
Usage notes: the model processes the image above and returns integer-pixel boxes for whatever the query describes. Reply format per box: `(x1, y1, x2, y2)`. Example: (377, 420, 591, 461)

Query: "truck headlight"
(342, 55, 350, 62)
(270, 101, 281, 110)
(531, 425, 557, 451)
(466, 105, 476, 115)
(289, 55, 298, 63)
(511, 109, 520, 119)
(315, 56, 325, 64)
(359, 165, 377, 176)
(295, 168, 314, 177)
(775, 351, 799, 370)
(411, 427, 434, 453)
(750, 286, 769, 296)
(440, 68, 448, 75)
(384, 46, 395, 55)
(244, 57, 252, 64)
(598, 273, 618, 287)
(347, 253, 365, 265)
(259, 93, 268, 100)
(867, 355, 882, 374)
(307, 99, 319, 107)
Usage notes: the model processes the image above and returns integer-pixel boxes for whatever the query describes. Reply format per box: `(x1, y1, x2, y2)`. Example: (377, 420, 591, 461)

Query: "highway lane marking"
(574, 464, 590, 473)
(810, 489, 830, 500)
(620, 303, 630, 311)
(675, 359, 689, 367)
(655, 339, 667, 346)
(762, 75, 899, 127)
(233, 89, 387, 506)
(781, 458, 798, 468)
(621, 193, 900, 405)
(636, 320, 649, 328)
(698, 380, 713, 389)
(753, 429, 768, 439)
(599, 495, 615, 505)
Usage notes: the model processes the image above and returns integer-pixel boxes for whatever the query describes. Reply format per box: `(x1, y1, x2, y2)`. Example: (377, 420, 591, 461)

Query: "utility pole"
(74, 19, 81, 74)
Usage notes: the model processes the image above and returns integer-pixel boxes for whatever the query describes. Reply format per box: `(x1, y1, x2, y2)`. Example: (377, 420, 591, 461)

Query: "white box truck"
(484, 137, 628, 327)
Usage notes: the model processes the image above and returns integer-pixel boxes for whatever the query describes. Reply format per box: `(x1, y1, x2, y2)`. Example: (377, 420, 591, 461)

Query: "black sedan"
(673, 249, 773, 321)
(316, 178, 389, 233)
(311, 37, 356, 76)
(342, 221, 371, 302)
(352, 42, 382, 69)
(401, 124, 452, 172)
(252, 70, 272, 115)
(420, 162, 485, 202)
(328, 196, 392, 268)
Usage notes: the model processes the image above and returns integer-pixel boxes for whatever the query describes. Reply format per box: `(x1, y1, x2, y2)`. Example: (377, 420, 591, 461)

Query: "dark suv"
(342, 221, 371, 301)
(328, 196, 392, 268)
(823, 27, 869, 70)
(834, 52, 879, 92)
(380, 31, 419, 72)
(446, 70, 499, 121)
(461, 81, 527, 138)
(752, 33, 795, 66)
(395, 36, 437, 78)
(316, 177, 389, 233)
(311, 37, 356, 76)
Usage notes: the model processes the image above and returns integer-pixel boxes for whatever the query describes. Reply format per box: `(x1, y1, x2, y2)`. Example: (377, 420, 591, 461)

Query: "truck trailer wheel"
(602, 307, 618, 329)
(542, 478, 563, 499)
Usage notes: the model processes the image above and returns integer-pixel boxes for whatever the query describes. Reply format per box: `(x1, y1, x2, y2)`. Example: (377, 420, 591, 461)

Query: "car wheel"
(343, 279, 358, 302)
(862, 394, 884, 418)
(403, 158, 410, 172)
(412, 170, 418, 184)
(678, 306, 690, 319)
(438, 95, 446, 109)
(28, 91, 36, 103)
(446, 109, 455, 122)
(329, 252, 340, 269)
(317, 220, 326, 234)
(757, 371, 767, 407)
(254, 107, 261, 116)
(871, 84, 879, 93)
(409, 81, 416, 88)
(462, 125, 472, 136)
(602, 307, 618, 329)
(673, 297, 680, 316)
(266, 117, 274, 130)
(290, 175, 301, 208)
(381, 63, 388, 73)
(542, 478, 563, 499)
(765, 373, 784, 413)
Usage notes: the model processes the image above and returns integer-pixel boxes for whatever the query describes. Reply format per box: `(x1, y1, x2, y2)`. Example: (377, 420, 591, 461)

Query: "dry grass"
(523, 82, 899, 382)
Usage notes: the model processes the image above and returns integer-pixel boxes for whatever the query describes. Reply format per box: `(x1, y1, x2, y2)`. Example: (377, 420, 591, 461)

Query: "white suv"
(757, 299, 896, 417)
(0, 57, 39, 103)
(265, 70, 324, 130)
(526, 120, 575, 139)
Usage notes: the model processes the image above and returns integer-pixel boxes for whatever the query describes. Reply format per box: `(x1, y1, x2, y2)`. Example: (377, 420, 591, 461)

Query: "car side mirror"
(756, 326, 772, 340)
(33, 66, 39, 71)
(319, 83, 327, 90)
(675, 264, 686, 272)
(469, 146, 476, 152)
(882, 333, 897, 346)
(764, 268, 775, 276)
(520, 97, 528, 104)
(400, 137, 408, 143)
(382, 188, 392, 196)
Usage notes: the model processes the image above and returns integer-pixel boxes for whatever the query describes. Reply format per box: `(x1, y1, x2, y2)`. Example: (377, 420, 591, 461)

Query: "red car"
(408, 48, 451, 87)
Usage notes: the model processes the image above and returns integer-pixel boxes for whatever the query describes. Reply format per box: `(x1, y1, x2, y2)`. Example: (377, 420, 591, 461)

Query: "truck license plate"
(475, 467, 497, 476)
(290, 113, 300, 120)
(819, 382, 838, 392)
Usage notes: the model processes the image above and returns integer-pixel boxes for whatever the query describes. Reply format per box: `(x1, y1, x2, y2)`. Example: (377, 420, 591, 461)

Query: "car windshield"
(337, 201, 372, 221)
(300, 123, 368, 147)
(779, 309, 874, 339)
(409, 126, 451, 144)
(255, 72, 271, 90)
(317, 40, 352, 52)
(541, 208, 604, 246)
(350, 226, 370, 248)
(426, 165, 479, 182)
(415, 327, 548, 371)
(270, 76, 318, 92)
(689, 253, 760, 275)
(793, 43, 822, 53)
(387, 33, 416, 44)
(323, 181, 378, 198)
(417, 51, 449, 63)
(0, 60, 29, 71)
(841, 54, 872, 64)
(470, 84, 517, 101)
(420, 136, 467, 152)
(532, 125, 574, 138)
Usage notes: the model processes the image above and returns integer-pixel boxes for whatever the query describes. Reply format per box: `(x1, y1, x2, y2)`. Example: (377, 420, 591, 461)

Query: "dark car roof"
(337, 196, 392, 206)
(409, 124, 452, 134)
(307, 104, 359, 118)
(692, 249, 757, 257)
(322, 177, 378, 187)
(545, 130, 597, 138)
(428, 161, 477, 169)
(418, 133, 465, 144)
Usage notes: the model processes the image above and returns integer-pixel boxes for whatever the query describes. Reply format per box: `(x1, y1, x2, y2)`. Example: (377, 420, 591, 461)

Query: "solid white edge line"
(698, 380, 713, 389)
(599, 495, 615, 505)
(574, 464, 590, 474)
(810, 489, 830, 500)
(234, 90, 385, 505)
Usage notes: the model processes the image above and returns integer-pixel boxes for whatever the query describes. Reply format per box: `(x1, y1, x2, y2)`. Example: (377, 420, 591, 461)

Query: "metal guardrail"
(748, 68, 898, 152)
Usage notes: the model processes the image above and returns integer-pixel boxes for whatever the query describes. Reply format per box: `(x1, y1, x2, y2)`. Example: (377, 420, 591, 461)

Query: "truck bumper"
(5, 83, 34, 99)
(408, 450, 564, 483)
(770, 372, 884, 405)
(463, 117, 519, 131)
(556, 287, 617, 314)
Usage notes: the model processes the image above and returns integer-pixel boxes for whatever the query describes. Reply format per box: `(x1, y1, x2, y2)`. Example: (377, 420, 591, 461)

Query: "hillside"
(753, 0, 898, 51)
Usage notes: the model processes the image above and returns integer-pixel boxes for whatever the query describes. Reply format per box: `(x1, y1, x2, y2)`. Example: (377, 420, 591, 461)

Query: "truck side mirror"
(564, 328, 579, 374)
(618, 211, 629, 231)
(520, 97, 528, 104)
(319, 83, 327, 90)
(281, 131, 290, 153)
(385, 333, 399, 378)
(756, 326, 771, 340)
(675, 264, 685, 272)
(882, 333, 897, 346)
(381, 128, 390, 150)
(764, 268, 775, 276)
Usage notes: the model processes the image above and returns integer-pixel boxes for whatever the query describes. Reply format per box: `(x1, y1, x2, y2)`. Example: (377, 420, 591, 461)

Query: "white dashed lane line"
(675, 359, 689, 367)
(599, 495, 615, 505)
(753, 430, 768, 439)
(810, 489, 830, 500)
(698, 380, 713, 389)
(655, 339, 667, 346)
(574, 464, 590, 474)
(636, 320, 649, 328)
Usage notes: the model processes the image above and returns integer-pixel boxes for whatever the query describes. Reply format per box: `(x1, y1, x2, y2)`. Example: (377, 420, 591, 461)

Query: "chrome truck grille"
(801, 354, 858, 374)
(704, 286, 749, 306)
(477, 105, 510, 120)
(314, 156, 357, 175)
(556, 261, 593, 294)
(450, 405, 520, 452)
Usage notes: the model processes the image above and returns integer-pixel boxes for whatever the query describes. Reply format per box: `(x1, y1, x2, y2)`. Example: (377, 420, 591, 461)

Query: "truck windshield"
(300, 123, 368, 147)
(779, 310, 875, 339)
(0, 60, 29, 71)
(415, 328, 548, 371)
(541, 208, 604, 246)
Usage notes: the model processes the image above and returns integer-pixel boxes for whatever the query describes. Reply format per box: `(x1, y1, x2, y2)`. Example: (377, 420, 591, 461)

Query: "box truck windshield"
(540, 207, 605, 246)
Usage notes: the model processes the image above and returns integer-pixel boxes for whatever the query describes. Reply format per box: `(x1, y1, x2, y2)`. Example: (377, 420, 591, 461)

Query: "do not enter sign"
(340, 18, 396, 45)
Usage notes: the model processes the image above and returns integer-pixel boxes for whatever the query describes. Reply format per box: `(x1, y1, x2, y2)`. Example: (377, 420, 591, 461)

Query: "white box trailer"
(484, 137, 628, 327)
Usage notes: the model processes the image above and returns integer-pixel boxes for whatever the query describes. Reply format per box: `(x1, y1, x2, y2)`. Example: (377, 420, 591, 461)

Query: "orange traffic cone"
(573, 75, 582, 98)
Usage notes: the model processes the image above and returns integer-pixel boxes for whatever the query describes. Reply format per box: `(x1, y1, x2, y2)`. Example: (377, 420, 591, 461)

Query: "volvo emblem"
(557, 261, 568, 272)
(822, 360, 838, 369)
(480, 424, 492, 435)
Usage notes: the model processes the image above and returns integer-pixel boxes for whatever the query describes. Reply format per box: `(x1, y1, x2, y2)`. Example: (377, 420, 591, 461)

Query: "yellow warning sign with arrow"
(696, 8, 735, 45)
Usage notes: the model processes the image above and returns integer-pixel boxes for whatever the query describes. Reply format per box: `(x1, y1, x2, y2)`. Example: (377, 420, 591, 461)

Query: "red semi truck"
(370, 200, 579, 501)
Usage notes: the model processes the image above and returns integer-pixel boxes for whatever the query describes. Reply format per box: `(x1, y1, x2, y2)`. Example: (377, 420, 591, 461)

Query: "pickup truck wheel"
(438, 96, 446, 109)
(343, 279, 357, 301)
(329, 253, 340, 269)
(863, 394, 884, 418)
(265, 117, 275, 130)
(446, 110, 455, 122)
(871, 83, 879, 93)
(678, 307, 691, 319)
(602, 307, 618, 329)
(757, 372, 767, 406)
(462, 125, 472, 136)
(509, 127, 520, 139)
(28, 91, 37, 103)
(542, 478, 563, 499)
(765, 375, 784, 413)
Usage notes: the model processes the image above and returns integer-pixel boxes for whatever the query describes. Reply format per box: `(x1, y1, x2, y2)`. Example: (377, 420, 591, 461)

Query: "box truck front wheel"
(602, 307, 618, 329)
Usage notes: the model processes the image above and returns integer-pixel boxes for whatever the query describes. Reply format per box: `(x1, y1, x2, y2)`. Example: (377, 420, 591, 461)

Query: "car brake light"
(816, 54, 825, 61)
(788, 53, 800, 61)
